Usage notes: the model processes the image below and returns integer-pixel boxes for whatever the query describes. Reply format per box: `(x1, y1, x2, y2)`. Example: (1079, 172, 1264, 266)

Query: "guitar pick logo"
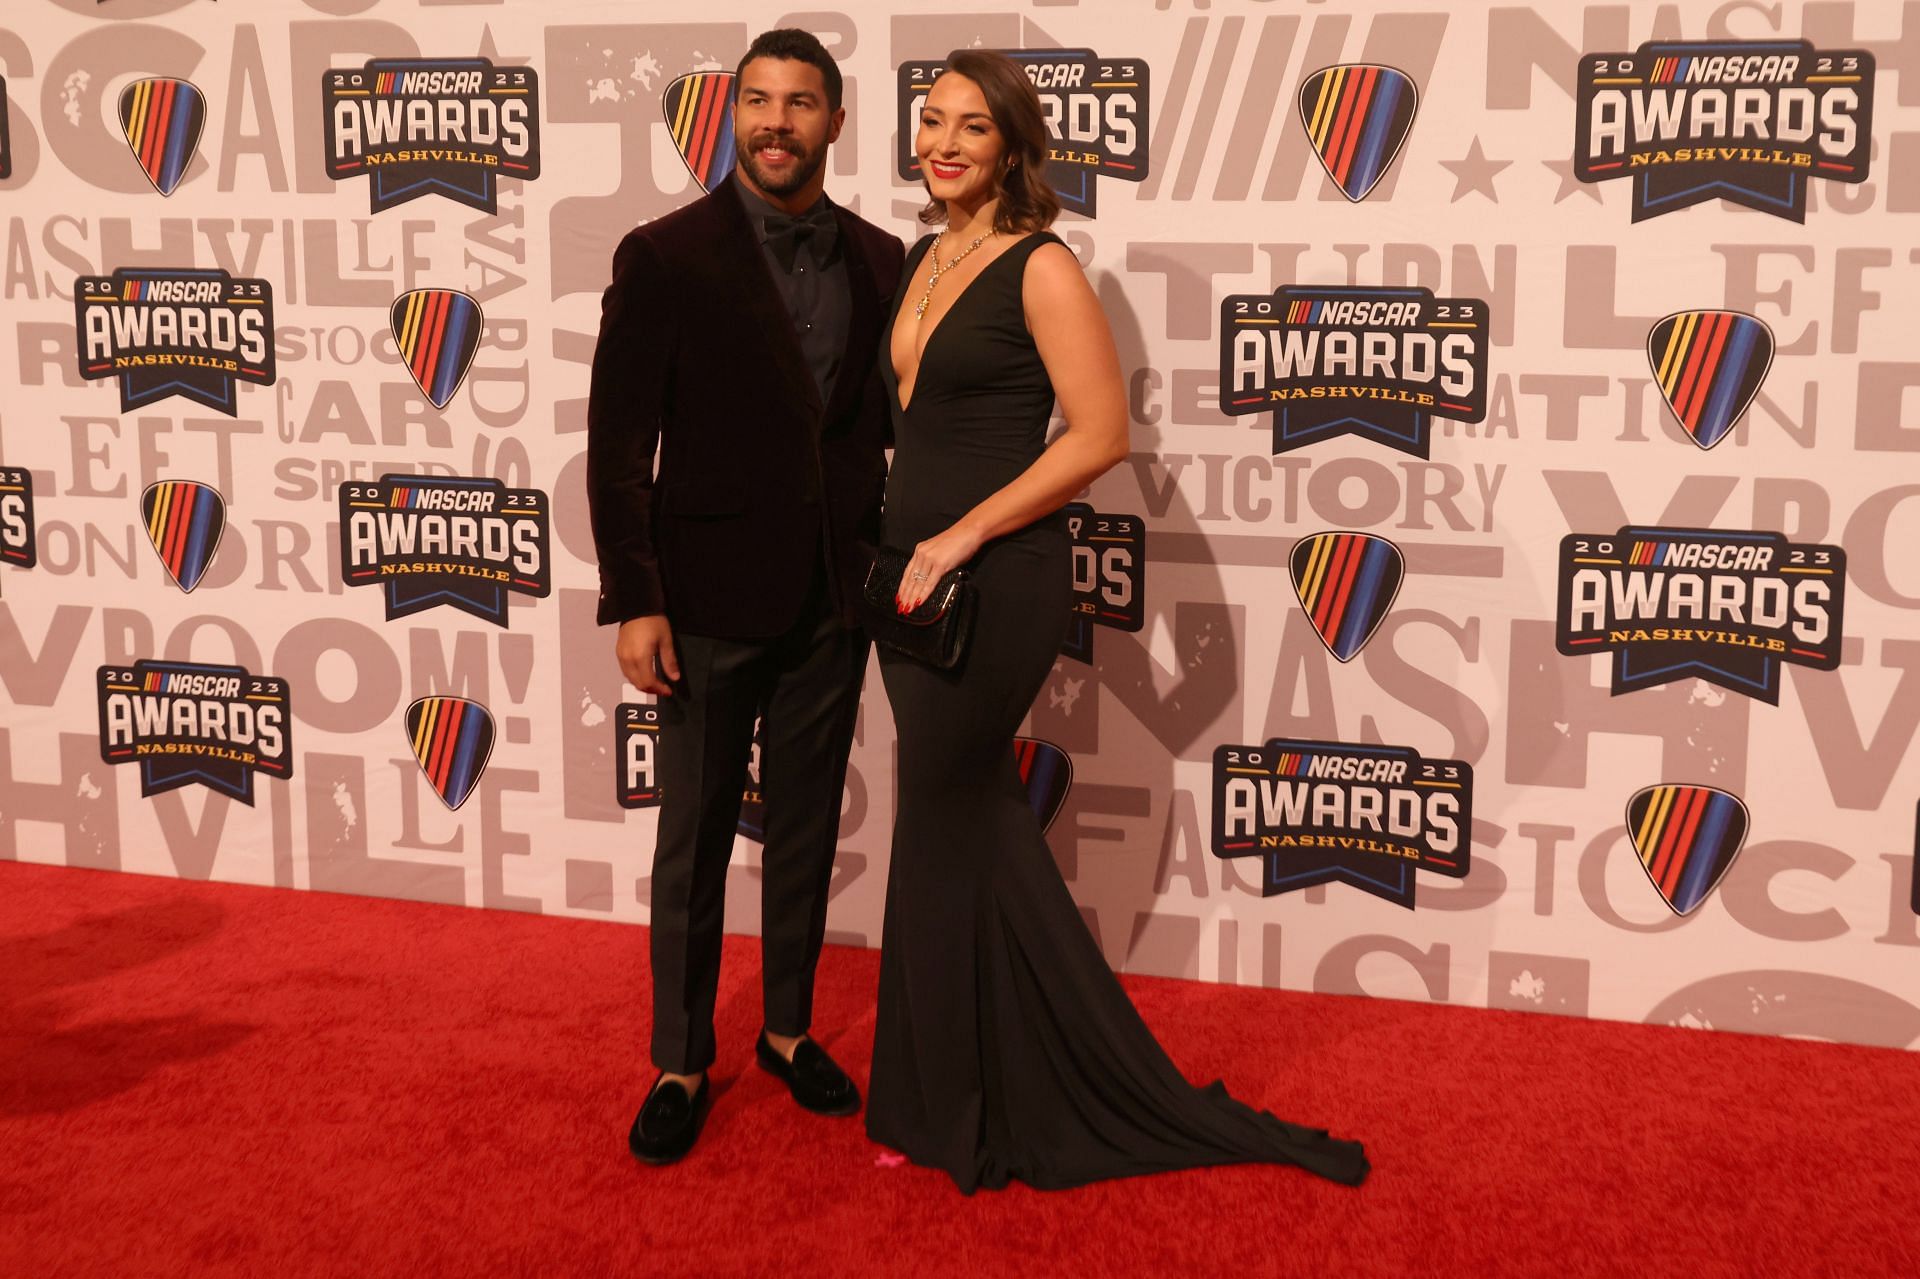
(1626, 784, 1750, 916)
(1647, 311, 1774, 450)
(1290, 532, 1404, 662)
(1015, 737, 1072, 833)
(391, 290, 483, 409)
(1298, 64, 1418, 202)
(119, 77, 205, 196)
(141, 480, 225, 592)
(663, 71, 737, 194)
(405, 696, 495, 811)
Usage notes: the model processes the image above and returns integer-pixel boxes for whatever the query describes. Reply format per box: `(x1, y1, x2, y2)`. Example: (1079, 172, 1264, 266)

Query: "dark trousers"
(648, 573, 869, 1074)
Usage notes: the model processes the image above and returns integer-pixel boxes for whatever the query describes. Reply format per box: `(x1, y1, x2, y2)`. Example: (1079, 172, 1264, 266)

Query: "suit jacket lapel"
(822, 206, 880, 432)
(710, 173, 823, 421)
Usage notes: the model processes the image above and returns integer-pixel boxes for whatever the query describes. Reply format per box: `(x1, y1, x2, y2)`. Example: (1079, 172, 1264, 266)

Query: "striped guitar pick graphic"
(662, 71, 737, 194)
(140, 480, 226, 592)
(1290, 532, 1405, 662)
(1647, 311, 1774, 450)
(405, 696, 495, 811)
(1014, 737, 1072, 833)
(1626, 784, 1750, 916)
(1297, 64, 1418, 202)
(118, 77, 206, 196)
(391, 289, 483, 409)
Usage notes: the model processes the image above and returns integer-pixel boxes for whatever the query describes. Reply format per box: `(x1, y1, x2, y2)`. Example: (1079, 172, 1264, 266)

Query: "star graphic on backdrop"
(1542, 156, 1605, 204)
(476, 27, 532, 69)
(1439, 137, 1510, 203)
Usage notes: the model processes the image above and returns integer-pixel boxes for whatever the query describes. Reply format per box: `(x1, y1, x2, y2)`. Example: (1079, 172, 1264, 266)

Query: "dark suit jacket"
(586, 174, 905, 639)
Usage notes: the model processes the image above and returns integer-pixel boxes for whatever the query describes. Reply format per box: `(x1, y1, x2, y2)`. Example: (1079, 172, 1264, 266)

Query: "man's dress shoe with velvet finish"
(755, 1033, 861, 1116)
(629, 1073, 709, 1164)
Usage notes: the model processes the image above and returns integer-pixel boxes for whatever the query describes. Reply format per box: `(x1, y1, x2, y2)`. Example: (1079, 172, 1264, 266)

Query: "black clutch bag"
(859, 545, 977, 669)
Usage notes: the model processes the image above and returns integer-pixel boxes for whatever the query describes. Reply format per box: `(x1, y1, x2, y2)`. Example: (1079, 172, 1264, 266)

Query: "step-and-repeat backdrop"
(3, 0, 1918, 1049)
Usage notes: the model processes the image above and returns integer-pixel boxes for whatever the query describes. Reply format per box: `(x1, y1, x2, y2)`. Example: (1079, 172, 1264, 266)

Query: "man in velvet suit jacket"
(586, 29, 904, 1165)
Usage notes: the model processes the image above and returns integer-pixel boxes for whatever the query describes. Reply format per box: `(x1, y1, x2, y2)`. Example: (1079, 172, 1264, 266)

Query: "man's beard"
(737, 134, 827, 197)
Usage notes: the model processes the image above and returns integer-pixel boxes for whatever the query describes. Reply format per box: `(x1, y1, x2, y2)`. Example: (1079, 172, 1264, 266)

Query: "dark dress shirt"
(735, 181, 851, 403)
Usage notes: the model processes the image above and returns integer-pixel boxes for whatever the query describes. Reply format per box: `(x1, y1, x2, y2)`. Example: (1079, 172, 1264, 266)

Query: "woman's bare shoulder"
(1020, 236, 1093, 307)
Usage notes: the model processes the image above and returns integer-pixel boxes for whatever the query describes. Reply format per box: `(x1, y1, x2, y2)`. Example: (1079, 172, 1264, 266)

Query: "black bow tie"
(762, 205, 838, 272)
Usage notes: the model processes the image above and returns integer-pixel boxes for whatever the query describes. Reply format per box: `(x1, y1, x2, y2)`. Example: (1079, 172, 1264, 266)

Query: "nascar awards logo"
(391, 289, 483, 409)
(1298, 64, 1418, 202)
(899, 50, 1149, 217)
(0, 466, 34, 577)
(405, 696, 494, 811)
(1220, 285, 1488, 458)
(340, 474, 550, 626)
(1648, 310, 1773, 450)
(98, 660, 292, 804)
(118, 77, 206, 196)
(323, 58, 541, 213)
(1626, 783, 1750, 916)
(614, 710, 1070, 835)
(1290, 532, 1404, 662)
(1555, 527, 1844, 704)
(1211, 738, 1470, 908)
(141, 480, 226, 592)
(616, 706, 768, 839)
(1061, 502, 1144, 663)
(616, 704, 663, 808)
(75, 268, 274, 415)
(663, 70, 736, 193)
(1573, 40, 1872, 222)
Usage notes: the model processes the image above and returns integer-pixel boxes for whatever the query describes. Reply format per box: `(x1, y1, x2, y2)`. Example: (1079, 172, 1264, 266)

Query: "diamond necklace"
(912, 227, 993, 319)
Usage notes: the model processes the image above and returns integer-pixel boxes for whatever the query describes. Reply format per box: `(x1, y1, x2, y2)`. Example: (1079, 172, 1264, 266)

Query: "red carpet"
(3, 860, 1916, 1277)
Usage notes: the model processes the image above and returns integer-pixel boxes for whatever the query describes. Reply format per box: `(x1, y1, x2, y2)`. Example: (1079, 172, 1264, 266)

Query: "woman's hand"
(896, 522, 986, 613)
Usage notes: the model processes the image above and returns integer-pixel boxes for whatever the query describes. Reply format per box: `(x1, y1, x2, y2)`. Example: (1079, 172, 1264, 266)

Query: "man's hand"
(616, 614, 681, 696)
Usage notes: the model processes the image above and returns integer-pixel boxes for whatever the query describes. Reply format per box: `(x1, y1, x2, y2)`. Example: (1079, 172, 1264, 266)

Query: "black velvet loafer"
(629, 1073, 709, 1164)
(755, 1032, 860, 1117)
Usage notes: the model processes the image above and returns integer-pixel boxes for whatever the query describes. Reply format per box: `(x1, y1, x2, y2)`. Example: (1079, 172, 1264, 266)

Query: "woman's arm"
(894, 239, 1129, 611)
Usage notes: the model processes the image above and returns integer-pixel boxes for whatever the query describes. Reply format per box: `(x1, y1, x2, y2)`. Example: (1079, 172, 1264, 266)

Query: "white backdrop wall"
(4, 0, 1919, 1049)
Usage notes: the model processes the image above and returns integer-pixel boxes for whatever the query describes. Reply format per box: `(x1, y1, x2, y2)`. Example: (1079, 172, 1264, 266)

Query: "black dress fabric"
(866, 231, 1371, 1193)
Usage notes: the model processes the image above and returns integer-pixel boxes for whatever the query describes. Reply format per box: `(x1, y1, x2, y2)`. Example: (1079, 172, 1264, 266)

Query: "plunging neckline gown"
(867, 230, 1369, 1193)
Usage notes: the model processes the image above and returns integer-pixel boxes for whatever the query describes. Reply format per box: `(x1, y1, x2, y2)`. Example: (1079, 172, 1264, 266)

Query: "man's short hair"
(734, 29, 843, 112)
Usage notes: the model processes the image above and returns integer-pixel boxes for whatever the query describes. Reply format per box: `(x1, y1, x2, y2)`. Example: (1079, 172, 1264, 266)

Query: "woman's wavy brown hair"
(918, 50, 1061, 234)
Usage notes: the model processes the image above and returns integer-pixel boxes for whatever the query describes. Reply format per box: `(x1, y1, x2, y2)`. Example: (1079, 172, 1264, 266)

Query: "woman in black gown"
(868, 50, 1369, 1194)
